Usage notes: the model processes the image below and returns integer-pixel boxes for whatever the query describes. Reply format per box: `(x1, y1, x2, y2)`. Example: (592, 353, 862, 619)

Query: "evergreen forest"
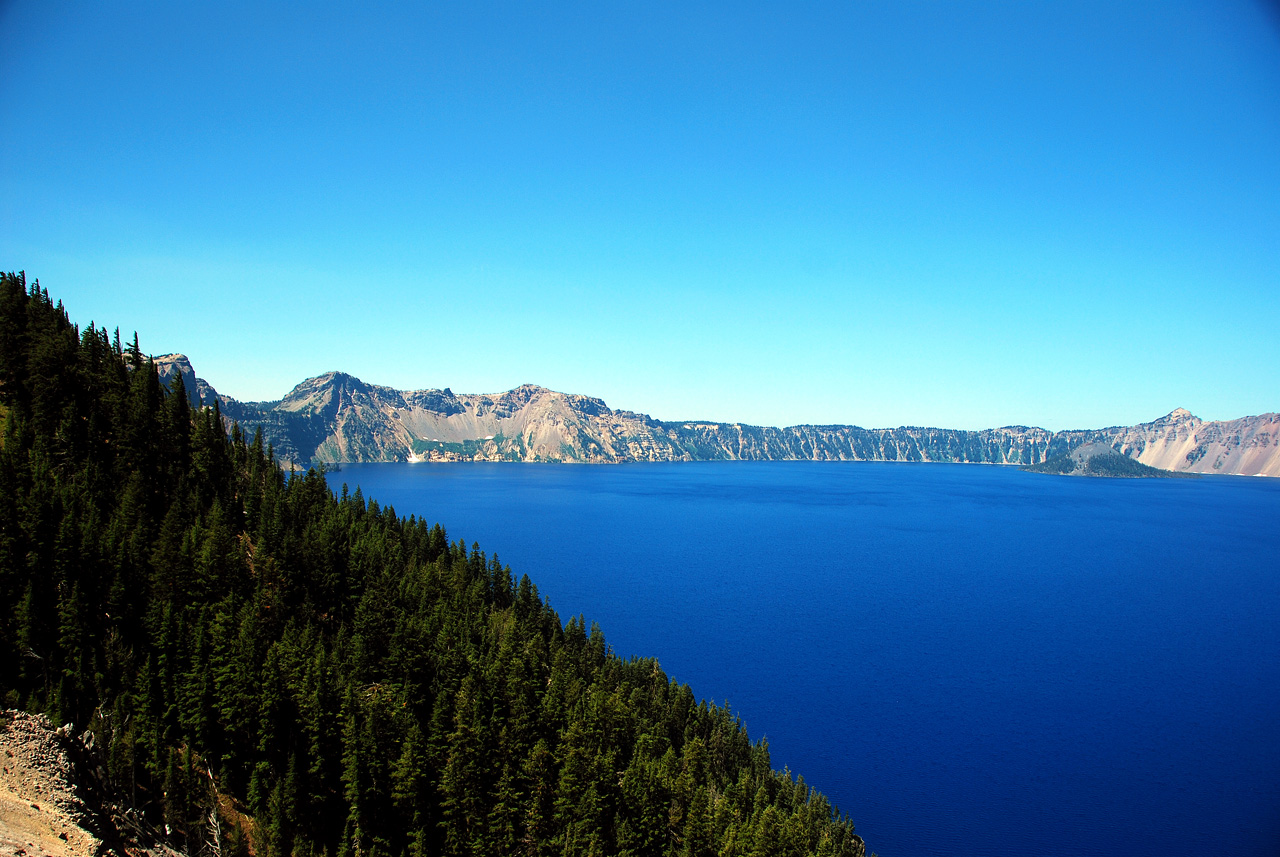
(0, 273, 866, 857)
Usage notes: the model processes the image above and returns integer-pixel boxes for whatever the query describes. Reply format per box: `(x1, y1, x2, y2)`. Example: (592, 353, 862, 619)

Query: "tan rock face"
(0, 712, 100, 857)
(0, 712, 184, 857)
(1104, 410, 1280, 477)
(151, 355, 220, 409)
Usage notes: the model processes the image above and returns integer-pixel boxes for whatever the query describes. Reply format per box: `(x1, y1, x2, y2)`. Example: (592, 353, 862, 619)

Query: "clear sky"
(2, 1, 1278, 430)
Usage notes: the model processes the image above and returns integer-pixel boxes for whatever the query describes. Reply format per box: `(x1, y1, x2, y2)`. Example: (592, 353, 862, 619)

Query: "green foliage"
(1081, 453, 1183, 478)
(1022, 448, 1192, 478)
(0, 271, 865, 857)
(1021, 454, 1079, 474)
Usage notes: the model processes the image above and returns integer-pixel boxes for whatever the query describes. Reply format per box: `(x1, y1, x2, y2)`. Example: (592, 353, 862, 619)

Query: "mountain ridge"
(152, 355, 1280, 476)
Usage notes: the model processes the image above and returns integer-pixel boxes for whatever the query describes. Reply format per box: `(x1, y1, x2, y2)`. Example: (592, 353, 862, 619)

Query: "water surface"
(326, 461, 1280, 857)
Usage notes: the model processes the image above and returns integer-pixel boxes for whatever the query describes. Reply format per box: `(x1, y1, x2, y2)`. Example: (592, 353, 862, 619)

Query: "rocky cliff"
(1099, 408, 1280, 476)
(220, 373, 1065, 468)
(152, 354, 221, 409)
(153, 356, 1280, 476)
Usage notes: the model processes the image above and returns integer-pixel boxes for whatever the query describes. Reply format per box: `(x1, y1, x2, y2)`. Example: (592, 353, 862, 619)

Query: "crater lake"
(324, 461, 1280, 857)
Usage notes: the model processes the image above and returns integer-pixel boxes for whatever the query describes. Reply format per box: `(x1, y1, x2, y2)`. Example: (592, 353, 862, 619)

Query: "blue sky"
(2, 1, 1277, 430)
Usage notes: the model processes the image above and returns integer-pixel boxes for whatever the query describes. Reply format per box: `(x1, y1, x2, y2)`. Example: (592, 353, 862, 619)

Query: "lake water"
(325, 462, 1280, 857)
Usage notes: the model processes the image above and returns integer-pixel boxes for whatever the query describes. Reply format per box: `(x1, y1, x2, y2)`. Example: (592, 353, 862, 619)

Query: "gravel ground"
(0, 712, 184, 857)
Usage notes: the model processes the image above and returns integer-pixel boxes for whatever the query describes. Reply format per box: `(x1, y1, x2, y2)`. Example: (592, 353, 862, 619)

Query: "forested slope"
(0, 273, 866, 857)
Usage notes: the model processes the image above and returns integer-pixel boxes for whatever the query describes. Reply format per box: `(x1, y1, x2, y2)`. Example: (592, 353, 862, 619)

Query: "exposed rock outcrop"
(0, 711, 183, 857)
(1102, 408, 1280, 476)
(152, 355, 221, 409)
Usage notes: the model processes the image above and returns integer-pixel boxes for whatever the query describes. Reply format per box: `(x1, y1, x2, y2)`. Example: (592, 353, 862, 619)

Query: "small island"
(1022, 442, 1196, 478)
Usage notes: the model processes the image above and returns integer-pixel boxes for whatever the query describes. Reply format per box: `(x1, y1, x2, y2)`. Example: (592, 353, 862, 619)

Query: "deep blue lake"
(325, 461, 1280, 857)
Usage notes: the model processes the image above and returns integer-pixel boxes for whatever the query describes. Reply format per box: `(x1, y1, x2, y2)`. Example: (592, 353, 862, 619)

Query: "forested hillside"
(0, 273, 866, 857)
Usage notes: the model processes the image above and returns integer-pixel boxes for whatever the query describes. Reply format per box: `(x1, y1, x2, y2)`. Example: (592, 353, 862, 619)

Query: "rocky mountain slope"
(1100, 408, 1280, 476)
(151, 356, 1280, 475)
(0, 712, 183, 857)
(153, 354, 221, 408)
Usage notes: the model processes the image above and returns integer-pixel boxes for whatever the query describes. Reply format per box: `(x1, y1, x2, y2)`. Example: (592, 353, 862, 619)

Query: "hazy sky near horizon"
(2, 2, 1278, 430)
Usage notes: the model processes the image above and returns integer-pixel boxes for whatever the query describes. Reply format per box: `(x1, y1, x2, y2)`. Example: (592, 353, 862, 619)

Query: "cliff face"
(226, 374, 1063, 467)
(1099, 408, 1280, 477)
(661, 422, 1057, 465)
(272, 379, 687, 465)
(154, 356, 1280, 475)
(153, 354, 220, 408)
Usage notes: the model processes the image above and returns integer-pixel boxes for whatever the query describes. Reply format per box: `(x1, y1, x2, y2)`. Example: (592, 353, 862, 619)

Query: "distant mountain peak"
(498, 383, 558, 408)
(1069, 441, 1120, 463)
(293, 371, 372, 393)
(314, 370, 366, 387)
(278, 370, 383, 415)
(152, 353, 221, 408)
(154, 352, 193, 371)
